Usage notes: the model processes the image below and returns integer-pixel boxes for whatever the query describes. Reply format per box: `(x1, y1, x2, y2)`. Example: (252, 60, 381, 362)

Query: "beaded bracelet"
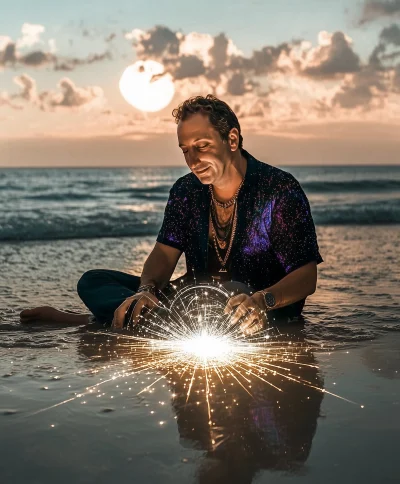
(137, 283, 157, 295)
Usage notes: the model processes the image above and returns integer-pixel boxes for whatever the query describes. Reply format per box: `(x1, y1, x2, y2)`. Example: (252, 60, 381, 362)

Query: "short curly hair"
(172, 94, 243, 150)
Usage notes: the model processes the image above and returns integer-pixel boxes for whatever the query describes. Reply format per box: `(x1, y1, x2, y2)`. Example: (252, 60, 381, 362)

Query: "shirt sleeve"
(270, 178, 323, 275)
(156, 181, 188, 252)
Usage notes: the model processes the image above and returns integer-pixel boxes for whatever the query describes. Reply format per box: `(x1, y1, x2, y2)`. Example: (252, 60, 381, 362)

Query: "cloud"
(41, 78, 105, 111)
(369, 23, 400, 66)
(0, 23, 56, 68)
(12, 74, 38, 103)
(178, 32, 214, 67)
(209, 34, 229, 71)
(1, 74, 105, 112)
(380, 23, 400, 44)
(0, 40, 55, 68)
(0, 24, 111, 71)
(359, 0, 400, 24)
(119, 24, 400, 131)
(173, 54, 206, 79)
(129, 26, 246, 83)
(0, 92, 23, 110)
(391, 64, 400, 90)
(105, 33, 116, 43)
(234, 42, 292, 75)
(302, 32, 361, 77)
(16, 23, 45, 49)
(48, 39, 57, 54)
(22, 50, 55, 66)
(226, 72, 255, 95)
(54, 52, 112, 71)
(2, 21, 400, 135)
(332, 67, 389, 109)
(134, 25, 181, 58)
(0, 41, 17, 65)
(275, 31, 360, 78)
(129, 26, 361, 90)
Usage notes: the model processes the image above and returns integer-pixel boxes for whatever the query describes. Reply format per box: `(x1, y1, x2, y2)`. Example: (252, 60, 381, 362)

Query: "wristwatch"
(262, 291, 276, 309)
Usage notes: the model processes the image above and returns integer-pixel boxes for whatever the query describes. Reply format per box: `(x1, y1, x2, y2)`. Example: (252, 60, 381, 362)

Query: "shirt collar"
(241, 149, 257, 189)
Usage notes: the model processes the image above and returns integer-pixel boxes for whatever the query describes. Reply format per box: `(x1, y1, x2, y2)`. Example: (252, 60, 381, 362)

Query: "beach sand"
(0, 226, 399, 483)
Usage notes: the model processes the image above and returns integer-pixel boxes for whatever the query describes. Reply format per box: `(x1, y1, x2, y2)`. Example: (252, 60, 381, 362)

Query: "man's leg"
(76, 269, 141, 325)
(20, 269, 141, 325)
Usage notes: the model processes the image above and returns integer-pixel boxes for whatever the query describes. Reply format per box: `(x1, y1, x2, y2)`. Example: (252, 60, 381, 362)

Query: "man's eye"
(181, 144, 207, 154)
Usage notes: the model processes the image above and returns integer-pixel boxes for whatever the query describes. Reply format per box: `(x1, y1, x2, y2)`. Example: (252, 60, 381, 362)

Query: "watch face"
(264, 292, 276, 308)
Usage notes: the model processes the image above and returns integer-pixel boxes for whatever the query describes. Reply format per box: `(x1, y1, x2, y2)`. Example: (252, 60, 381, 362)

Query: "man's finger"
(132, 295, 157, 326)
(112, 298, 132, 330)
(240, 309, 260, 332)
(231, 300, 258, 325)
(230, 302, 248, 325)
(131, 297, 147, 326)
(244, 320, 264, 336)
(224, 294, 248, 314)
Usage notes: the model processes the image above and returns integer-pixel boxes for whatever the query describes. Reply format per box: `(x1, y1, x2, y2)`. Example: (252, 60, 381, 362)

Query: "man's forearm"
(139, 247, 176, 290)
(260, 261, 317, 310)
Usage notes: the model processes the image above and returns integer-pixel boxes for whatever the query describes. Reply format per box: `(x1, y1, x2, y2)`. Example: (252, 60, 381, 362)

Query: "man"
(20, 94, 323, 335)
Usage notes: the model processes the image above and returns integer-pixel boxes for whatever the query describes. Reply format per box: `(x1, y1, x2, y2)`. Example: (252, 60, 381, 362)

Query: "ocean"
(1, 165, 400, 241)
(0, 164, 399, 483)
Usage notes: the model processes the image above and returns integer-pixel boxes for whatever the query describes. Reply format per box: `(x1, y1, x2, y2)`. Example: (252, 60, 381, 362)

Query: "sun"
(119, 60, 175, 112)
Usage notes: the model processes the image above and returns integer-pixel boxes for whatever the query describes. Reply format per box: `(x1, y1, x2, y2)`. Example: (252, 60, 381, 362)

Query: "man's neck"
(212, 151, 247, 203)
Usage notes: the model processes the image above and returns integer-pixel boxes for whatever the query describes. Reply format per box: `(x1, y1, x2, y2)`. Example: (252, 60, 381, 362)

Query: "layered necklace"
(209, 178, 244, 273)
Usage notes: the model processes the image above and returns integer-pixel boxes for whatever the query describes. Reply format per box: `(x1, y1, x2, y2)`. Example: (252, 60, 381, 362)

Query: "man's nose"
(186, 150, 200, 170)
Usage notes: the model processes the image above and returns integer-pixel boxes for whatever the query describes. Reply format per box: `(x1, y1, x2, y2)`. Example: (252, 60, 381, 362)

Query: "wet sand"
(0, 226, 399, 483)
(0, 330, 399, 483)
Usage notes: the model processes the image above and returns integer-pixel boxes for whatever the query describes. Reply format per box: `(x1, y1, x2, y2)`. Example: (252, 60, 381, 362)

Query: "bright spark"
(26, 282, 363, 420)
(180, 332, 234, 362)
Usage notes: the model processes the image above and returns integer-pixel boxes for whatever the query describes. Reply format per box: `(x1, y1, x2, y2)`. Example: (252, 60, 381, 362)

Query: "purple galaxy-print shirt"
(157, 149, 323, 319)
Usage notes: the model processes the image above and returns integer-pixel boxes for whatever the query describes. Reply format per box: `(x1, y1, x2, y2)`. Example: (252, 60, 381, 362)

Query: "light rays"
(25, 282, 364, 424)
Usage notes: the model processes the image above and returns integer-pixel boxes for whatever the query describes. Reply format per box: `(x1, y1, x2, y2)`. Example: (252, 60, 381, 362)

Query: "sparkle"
(27, 283, 362, 419)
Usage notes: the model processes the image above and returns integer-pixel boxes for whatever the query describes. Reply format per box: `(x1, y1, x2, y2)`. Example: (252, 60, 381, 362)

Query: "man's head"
(172, 94, 243, 185)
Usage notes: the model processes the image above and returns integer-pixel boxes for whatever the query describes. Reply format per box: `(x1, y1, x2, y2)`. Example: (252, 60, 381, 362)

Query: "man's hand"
(223, 292, 268, 336)
(111, 291, 160, 331)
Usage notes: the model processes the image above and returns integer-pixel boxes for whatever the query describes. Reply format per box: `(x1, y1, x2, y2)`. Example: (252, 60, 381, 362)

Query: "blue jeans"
(77, 269, 253, 326)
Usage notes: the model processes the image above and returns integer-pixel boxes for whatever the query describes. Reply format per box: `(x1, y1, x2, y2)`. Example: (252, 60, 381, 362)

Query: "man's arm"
(111, 242, 182, 330)
(225, 261, 318, 329)
(140, 242, 182, 290)
(260, 260, 317, 310)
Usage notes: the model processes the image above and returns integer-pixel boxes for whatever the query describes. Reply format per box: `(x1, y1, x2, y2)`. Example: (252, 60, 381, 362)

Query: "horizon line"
(1, 163, 399, 169)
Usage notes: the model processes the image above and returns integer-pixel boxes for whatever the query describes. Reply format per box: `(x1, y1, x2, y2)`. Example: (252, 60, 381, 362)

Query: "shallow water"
(0, 225, 399, 483)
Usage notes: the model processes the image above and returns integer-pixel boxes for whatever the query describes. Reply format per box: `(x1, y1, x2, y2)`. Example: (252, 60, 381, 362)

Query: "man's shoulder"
(252, 155, 300, 193)
(171, 172, 202, 195)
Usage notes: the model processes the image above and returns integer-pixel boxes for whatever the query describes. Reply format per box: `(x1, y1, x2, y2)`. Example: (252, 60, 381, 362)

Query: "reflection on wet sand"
(77, 324, 324, 483)
(362, 337, 400, 380)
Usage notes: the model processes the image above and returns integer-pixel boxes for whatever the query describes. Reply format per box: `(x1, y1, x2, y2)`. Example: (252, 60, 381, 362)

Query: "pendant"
(219, 267, 227, 273)
(218, 240, 227, 249)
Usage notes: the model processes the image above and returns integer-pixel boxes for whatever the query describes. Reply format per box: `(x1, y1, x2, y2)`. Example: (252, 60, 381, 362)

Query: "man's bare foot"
(20, 306, 90, 325)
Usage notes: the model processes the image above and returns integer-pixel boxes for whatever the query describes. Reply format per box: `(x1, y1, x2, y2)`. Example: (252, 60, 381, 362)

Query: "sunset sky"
(1, 0, 400, 166)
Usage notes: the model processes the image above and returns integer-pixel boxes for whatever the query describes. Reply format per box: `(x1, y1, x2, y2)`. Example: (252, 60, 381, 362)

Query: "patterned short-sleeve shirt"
(157, 149, 323, 320)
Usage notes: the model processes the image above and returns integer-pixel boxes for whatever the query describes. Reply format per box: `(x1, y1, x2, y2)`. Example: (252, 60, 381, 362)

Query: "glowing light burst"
(180, 331, 235, 362)
(28, 283, 363, 420)
(104, 282, 359, 407)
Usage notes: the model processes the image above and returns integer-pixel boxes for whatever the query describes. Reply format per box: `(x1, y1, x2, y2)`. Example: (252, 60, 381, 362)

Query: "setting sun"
(119, 60, 175, 112)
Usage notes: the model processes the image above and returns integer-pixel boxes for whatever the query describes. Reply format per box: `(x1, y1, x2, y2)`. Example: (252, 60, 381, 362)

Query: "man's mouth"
(196, 166, 210, 175)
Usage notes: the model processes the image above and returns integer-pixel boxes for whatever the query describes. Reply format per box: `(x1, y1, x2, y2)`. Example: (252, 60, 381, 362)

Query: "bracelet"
(137, 283, 157, 295)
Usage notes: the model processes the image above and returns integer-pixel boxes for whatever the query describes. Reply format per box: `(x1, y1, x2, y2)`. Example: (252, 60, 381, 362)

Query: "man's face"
(177, 112, 231, 185)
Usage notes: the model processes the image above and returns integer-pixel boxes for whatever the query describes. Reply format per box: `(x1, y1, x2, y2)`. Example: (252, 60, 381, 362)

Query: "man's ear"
(229, 128, 239, 150)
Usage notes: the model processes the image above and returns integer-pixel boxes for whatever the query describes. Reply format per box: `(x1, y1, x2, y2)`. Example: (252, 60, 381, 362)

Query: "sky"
(1, 0, 400, 166)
